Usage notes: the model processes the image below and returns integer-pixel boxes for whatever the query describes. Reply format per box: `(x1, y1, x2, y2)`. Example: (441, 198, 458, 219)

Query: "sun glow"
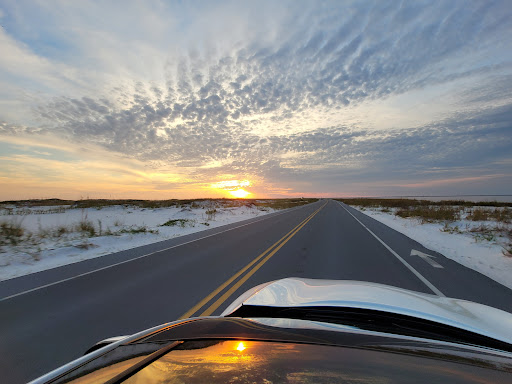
(210, 179, 253, 198)
(236, 342, 246, 351)
(230, 189, 251, 198)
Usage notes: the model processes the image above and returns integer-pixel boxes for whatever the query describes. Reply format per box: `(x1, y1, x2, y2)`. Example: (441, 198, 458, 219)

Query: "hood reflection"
(123, 339, 508, 384)
(236, 342, 246, 352)
(123, 340, 386, 384)
(125, 340, 263, 383)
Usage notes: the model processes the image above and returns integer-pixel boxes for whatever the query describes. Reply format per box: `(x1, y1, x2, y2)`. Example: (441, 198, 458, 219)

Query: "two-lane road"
(1, 199, 511, 383)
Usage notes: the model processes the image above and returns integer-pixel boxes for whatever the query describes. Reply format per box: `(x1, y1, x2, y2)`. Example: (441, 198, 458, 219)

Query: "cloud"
(210, 180, 251, 191)
(0, 0, 511, 197)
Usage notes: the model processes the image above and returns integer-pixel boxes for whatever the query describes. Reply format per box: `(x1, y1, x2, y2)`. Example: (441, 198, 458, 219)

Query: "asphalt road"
(1, 199, 512, 383)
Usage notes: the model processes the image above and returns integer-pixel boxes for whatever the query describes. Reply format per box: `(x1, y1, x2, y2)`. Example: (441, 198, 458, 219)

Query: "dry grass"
(118, 225, 157, 234)
(0, 198, 74, 207)
(161, 219, 195, 228)
(504, 228, 512, 257)
(77, 219, 96, 237)
(0, 197, 319, 211)
(467, 208, 511, 223)
(469, 224, 498, 242)
(467, 208, 490, 221)
(340, 197, 512, 255)
(395, 206, 460, 222)
(0, 220, 25, 246)
(253, 198, 318, 210)
(336, 198, 511, 209)
(338, 198, 510, 224)
(0, 198, 319, 255)
(205, 209, 217, 221)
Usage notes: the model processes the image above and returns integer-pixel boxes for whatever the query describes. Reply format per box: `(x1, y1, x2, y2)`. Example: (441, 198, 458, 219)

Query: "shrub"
(490, 208, 511, 224)
(104, 227, 114, 236)
(253, 198, 319, 210)
(55, 226, 69, 237)
(336, 198, 511, 208)
(469, 224, 496, 242)
(467, 208, 490, 221)
(466, 208, 511, 223)
(396, 206, 459, 222)
(77, 219, 96, 237)
(161, 219, 194, 228)
(119, 225, 157, 234)
(205, 208, 217, 221)
(441, 222, 463, 234)
(0, 220, 25, 245)
(504, 228, 512, 256)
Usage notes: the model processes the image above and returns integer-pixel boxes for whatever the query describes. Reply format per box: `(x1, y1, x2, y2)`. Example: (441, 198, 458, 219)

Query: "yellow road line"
(178, 203, 325, 319)
(199, 203, 325, 317)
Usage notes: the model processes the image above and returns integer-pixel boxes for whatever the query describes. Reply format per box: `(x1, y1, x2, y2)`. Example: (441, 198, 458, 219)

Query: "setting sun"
(230, 189, 251, 198)
(210, 180, 253, 198)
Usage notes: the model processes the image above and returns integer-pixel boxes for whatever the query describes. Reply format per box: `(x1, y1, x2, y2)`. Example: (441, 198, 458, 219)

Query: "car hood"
(221, 278, 512, 346)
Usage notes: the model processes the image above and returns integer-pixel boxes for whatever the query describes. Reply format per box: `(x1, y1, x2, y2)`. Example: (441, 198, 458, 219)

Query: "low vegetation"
(336, 198, 511, 209)
(338, 198, 512, 256)
(0, 197, 319, 211)
(252, 198, 319, 210)
(205, 209, 217, 221)
(395, 206, 460, 223)
(0, 198, 319, 262)
(161, 219, 195, 228)
(467, 208, 511, 223)
(77, 218, 96, 237)
(0, 220, 25, 246)
(505, 229, 512, 257)
(118, 225, 158, 235)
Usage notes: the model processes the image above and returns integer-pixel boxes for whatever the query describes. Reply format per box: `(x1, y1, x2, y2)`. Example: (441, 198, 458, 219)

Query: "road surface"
(1, 199, 511, 383)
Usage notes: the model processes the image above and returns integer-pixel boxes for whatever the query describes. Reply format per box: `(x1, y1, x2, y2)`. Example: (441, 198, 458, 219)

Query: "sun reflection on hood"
(236, 342, 246, 351)
(126, 340, 261, 382)
(84, 338, 507, 384)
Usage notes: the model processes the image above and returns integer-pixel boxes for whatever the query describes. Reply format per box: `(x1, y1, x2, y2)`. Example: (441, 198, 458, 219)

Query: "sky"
(0, 0, 511, 200)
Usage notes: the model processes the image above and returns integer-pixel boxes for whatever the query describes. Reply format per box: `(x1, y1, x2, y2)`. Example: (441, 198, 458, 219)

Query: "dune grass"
(336, 198, 511, 209)
(0, 197, 319, 211)
(337, 198, 512, 255)
(395, 206, 460, 222)
(161, 219, 195, 228)
(0, 220, 25, 246)
(1, 198, 318, 258)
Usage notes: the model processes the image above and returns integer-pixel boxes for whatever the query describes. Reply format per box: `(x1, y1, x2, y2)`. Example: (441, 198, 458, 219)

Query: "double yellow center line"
(179, 202, 326, 319)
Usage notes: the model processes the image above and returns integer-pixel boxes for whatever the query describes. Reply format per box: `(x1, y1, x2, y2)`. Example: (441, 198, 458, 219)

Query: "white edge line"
(1, 203, 316, 302)
(337, 201, 445, 297)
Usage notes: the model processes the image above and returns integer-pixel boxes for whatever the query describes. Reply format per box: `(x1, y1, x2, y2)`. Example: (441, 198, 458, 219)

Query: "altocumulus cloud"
(0, 0, 511, 198)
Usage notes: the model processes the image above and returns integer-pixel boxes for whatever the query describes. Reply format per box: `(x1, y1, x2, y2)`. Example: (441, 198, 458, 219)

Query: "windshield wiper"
(227, 305, 512, 353)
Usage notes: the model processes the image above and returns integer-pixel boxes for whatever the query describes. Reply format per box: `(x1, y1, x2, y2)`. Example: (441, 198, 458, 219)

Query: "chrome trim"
(29, 319, 192, 384)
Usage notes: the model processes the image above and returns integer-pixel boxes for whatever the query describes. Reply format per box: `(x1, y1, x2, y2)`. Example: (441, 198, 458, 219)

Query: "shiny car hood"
(221, 278, 512, 346)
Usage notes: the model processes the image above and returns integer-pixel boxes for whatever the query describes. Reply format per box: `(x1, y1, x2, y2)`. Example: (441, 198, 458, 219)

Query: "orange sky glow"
(0, 1, 511, 200)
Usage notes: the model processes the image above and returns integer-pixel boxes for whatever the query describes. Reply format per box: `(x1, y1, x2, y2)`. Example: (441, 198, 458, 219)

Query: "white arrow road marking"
(411, 249, 444, 268)
(337, 202, 445, 297)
